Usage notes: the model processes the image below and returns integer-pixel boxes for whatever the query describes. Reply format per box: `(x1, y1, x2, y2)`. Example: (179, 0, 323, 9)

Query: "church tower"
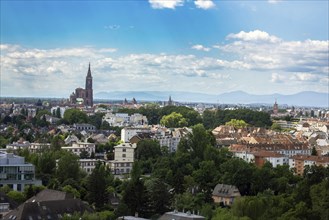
(85, 63, 93, 107)
(273, 99, 278, 115)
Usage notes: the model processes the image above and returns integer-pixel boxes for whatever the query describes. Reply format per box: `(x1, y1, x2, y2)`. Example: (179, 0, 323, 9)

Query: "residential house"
(73, 123, 96, 132)
(64, 134, 79, 145)
(121, 127, 151, 143)
(212, 184, 241, 206)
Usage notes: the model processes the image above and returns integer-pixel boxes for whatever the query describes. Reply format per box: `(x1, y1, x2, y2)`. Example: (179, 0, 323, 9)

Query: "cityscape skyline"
(0, 1, 328, 98)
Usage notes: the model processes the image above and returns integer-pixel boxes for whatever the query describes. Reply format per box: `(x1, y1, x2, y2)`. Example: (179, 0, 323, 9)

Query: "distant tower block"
(85, 63, 93, 107)
(273, 99, 278, 115)
(132, 97, 137, 105)
(167, 95, 173, 106)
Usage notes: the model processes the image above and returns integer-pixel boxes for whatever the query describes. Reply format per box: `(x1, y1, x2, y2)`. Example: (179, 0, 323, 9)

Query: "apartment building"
(0, 152, 41, 192)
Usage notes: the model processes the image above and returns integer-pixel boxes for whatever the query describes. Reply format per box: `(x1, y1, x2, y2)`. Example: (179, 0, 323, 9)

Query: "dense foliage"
(203, 108, 272, 129)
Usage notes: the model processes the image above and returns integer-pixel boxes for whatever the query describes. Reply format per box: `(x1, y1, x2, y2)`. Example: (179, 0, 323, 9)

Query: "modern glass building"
(0, 152, 41, 192)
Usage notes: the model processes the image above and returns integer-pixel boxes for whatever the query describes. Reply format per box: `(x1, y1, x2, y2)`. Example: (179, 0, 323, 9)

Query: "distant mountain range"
(95, 91, 329, 107)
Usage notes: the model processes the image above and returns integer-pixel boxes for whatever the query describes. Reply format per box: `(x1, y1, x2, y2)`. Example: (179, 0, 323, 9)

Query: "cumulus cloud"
(271, 73, 286, 83)
(194, 0, 215, 9)
(290, 73, 321, 82)
(149, 0, 184, 9)
(191, 44, 211, 51)
(227, 30, 281, 43)
(216, 30, 329, 77)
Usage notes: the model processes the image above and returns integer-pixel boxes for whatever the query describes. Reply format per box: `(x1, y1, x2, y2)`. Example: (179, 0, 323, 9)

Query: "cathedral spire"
(87, 62, 92, 77)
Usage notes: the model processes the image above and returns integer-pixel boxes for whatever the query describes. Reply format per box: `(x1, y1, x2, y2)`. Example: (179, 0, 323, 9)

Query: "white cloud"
(194, 0, 215, 9)
(191, 44, 211, 51)
(290, 73, 321, 82)
(98, 48, 117, 53)
(149, 0, 184, 9)
(216, 30, 329, 76)
(227, 30, 281, 43)
(268, 0, 282, 4)
(271, 73, 286, 83)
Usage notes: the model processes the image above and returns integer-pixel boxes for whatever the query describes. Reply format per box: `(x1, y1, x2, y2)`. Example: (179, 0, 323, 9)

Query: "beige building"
(108, 143, 136, 175)
(289, 155, 329, 175)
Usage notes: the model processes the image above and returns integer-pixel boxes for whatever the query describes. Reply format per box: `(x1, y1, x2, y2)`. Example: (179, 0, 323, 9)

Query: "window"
(122, 154, 126, 158)
(122, 148, 126, 152)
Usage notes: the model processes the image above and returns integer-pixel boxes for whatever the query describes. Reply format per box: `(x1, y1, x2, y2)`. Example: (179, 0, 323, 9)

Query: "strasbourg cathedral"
(69, 63, 93, 107)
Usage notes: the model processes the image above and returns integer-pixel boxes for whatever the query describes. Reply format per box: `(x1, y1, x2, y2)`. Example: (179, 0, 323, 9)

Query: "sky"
(0, 0, 328, 98)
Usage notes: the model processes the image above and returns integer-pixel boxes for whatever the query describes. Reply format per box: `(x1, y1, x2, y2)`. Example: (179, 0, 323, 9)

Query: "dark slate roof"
(26, 189, 73, 203)
(158, 211, 205, 220)
(212, 184, 241, 198)
(3, 190, 92, 220)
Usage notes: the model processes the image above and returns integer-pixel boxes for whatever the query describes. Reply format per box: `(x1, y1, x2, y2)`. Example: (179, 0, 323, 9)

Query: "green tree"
(225, 119, 248, 129)
(144, 178, 171, 216)
(88, 113, 105, 129)
(56, 107, 61, 118)
(135, 140, 162, 161)
(160, 112, 188, 128)
(86, 162, 108, 209)
(177, 124, 215, 161)
(271, 123, 282, 131)
(36, 151, 56, 185)
(63, 108, 88, 124)
(310, 180, 329, 219)
(56, 153, 80, 183)
(7, 190, 26, 203)
(51, 135, 64, 151)
(122, 162, 147, 216)
(219, 158, 255, 196)
(192, 160, 218, 202)
(62, 185, 81, 198)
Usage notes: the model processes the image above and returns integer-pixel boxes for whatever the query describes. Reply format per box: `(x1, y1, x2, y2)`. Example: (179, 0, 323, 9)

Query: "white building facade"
(62, 142, 96, 157)
(121, 127, 151, 143)
(103, 113, 148, 127)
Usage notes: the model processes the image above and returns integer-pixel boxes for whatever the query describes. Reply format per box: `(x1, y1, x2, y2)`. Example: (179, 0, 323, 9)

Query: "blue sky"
(1, 0, 328, 98)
